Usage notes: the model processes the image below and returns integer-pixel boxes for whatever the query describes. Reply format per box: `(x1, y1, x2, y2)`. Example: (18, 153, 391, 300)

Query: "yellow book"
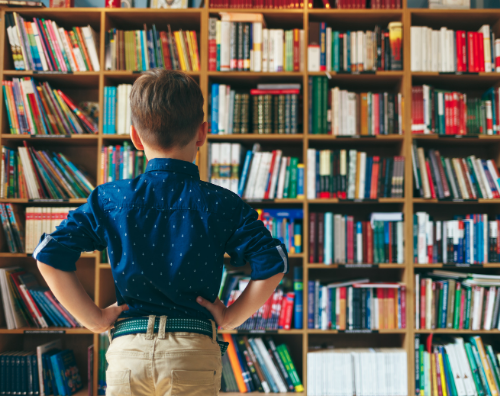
(431, 353, 438, 396)
(438, 353, 448, 396)
(473, 336, 499, 396)
(173, 31, 187, 71)
(185, 31, 196, 71)
(189, 31, 200, 72)
(135, 31, 142, 72)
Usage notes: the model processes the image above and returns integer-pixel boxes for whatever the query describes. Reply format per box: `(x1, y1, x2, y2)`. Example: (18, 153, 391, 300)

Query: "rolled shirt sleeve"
(33, 188, 107, 272)
(225, 200, 288, 280)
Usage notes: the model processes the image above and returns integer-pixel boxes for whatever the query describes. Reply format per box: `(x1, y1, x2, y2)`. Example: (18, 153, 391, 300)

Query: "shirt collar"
(146, 158, 200, 178)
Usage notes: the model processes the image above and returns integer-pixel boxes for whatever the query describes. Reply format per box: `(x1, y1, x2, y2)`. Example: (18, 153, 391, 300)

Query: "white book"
(357, 152, 366, 199)
(453, 338, 479, 396)
(32, 24, 49, 71)
(411, 27, 421, 71)
(415, 273, 420, 329)
(6, 27, 20, 70)
(308, 45, 320, 72)
(218, 84, 226, 134)
(81, 25, 101, 71)
(307, 149, 316, 199)
(262, 28, 269, 72)
(350, 31, 357, 71)
(58, 27, 76, 72)
(333, 87, 340, 136)
(268, 150, 282, 199)
(51, 21, 68, 72)
(18, 147, 40, 198)
(254, 338, 288, 393)
(276, 157, 288, 199)
(481, 25, 492, 72)
(268, 29, 275, 72)
(275, 30, 284, 72)
(219, 143, 231, 191)
(0, 267, 26, 329)
(471, 156, 488, 199)
(476, 158, 493, 199)
(252, 22, 263, 72)
(20, 284, 47, 327)
(326, 27, 332, 72)
(210, 143, 220, 186)
(484, 287, 496, 330)
(472, 286, 481, 330)
(320, 285, 328, 329)
(431, 30, 439, 71)
(37, 339, 63, 396)
(116, 85, 125, 135)
(417, 212, 428, 264)
(253, 152, 273, 199)
(220, 21, 231, 71)
(397, 221, 404, 264)
(244, 152, 262, 199)
(347, 149, 357, 199)
(348, 92, 356, 135)
(357, 31, 364, 71)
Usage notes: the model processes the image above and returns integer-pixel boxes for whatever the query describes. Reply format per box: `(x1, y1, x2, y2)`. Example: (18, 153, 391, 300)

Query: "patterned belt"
(110, 317, 228, 356)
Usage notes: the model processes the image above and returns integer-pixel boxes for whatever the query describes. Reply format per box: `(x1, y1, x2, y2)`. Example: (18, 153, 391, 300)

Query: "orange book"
(190, 31, 200, 72)
(387, 288, 395, 329)
(339, 287, 346, 330)
(354, 152, 361, 199)
(377, 288, 384, 329)
(370, 156, 380, 199)
(74, 27, 93, 71)
(222, 334, 248, 393)
(360, 93, 368, 135)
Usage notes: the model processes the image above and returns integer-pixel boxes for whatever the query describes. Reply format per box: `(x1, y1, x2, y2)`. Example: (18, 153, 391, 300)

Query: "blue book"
(315, 151, 320, 197)
(103, 87, 108, 134)
(379, 94, 385, 135)
(366, 288, 371, 329)
(30, 79, 49, 134)
(308, 280, 315, 329)
(39, 290, 72, 328)
(294, 222, 302, 254)
(109, 87, 117, 134)
(319, 22, 326, 70)
(293, 267, 303, 329)
(50, 352, 66, 396)
(333, 31, 339, 71)
(30, 290, 61, 327)
(464, 220, 471, 264)
(441, 281, 449, 328)
(146, 30, 155, 69)
(346, 31, 351, 72)
(238, 150, 253, 196)
(479, 215, 483, 264)
(297, 165, 304, 198)
(364, 157, 373, 199)
(248, 338, 278, 393)
(51, 350, 83, 396)
(211, 83, 219, 134)
(470, 341, 492, 396)
(324, 212, 333, 264)
(140, 31, 148, 71)
(318, 287, 323, 328)
(31, 355, 40, 396)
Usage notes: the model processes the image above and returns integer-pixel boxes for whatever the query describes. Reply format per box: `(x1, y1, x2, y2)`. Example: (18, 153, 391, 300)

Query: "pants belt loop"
(108, 329, 113, 344)
(158, 316, 167, 339)
(209, 319, 217, 344)
(146, 315, 156, 340)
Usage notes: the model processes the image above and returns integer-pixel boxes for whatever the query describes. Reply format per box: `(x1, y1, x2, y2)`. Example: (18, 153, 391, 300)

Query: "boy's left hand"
(92, 302, 129, 333)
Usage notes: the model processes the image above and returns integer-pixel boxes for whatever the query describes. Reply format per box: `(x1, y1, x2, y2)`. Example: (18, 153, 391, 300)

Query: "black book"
(229, 22, 237, 71)
(31, 355, 39, 396)
(353, 288, 362, 329)
(243, 23, 250, 71)
(361, 288, 367, 329)
(264, 338, 294, 392)
(375, 25, 382, 70)
(339, 33, 344, 72)
(384, 31, 390, 70)
(237, 22, 243, 71)
(383, 158, 393, 198)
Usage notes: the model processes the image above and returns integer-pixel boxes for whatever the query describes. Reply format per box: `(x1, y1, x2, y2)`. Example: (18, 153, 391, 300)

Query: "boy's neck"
(143, 146, 196, 164)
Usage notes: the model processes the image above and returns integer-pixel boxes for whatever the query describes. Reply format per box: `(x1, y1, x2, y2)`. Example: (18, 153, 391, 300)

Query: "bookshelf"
(2, 3, 500, 396)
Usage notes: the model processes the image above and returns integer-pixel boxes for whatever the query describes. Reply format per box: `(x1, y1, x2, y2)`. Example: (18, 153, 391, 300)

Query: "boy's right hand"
(196, 297, 231, 329)
(93, 302, 129, 333)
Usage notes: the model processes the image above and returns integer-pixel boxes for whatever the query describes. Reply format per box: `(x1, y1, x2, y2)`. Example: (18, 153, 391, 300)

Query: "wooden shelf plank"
(308, 263, 406, 269)
(307, 134, 404, 141)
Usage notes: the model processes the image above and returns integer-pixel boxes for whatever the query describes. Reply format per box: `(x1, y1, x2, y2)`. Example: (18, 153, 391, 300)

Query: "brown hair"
(130, 69, 204, 149)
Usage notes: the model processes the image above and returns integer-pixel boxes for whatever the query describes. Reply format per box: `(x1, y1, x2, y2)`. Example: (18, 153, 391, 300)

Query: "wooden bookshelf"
(2, 3, 500, 396)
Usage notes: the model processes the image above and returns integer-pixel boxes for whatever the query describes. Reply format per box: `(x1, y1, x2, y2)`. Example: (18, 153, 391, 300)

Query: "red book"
(263, 151, 278, 199)
(10, 271, 43, 328)
(467, 32, 476, 73)
(373, 93, 380, 135)
(370, 156, 380, 199)
(347, 216, 353, 264)
(366, 221, 374, 264)
(249, 89, 300, 95)
(339, 287, 347, 330)
(420, 278, 426, 329)
(477, 32, 485, 72)
(453, 92, 459, 135)
(400, 285, 406, 328)
(362, 221, 368, 263)
(318, 212, 325, 263)
(293, 29, 300, 71)
(282, 292, 295, 330)
(309, 212, 317, 263)
(425, 159, 437, 199)
(160, 32, 172, 70)
(456, 31, 466, 72)
(444, 92, 451, 135)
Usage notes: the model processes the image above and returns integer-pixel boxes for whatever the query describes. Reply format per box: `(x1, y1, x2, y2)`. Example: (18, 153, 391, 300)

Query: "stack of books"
(97, 332, 109, 396)
(411, 25, 500, 73)
(25, 207, 73, 254)
(0, 340, 84, 396)
(412, 144, 500, 200)
(0, 145, 95, 200)
(415, 335, 500, 396)
(306, 149, 405, 199)
(412, 86, 500, 135)
(5, 13, 100, 72)
(0, 203, 24, 253)
(0, 267, 81, 329)
(101, 143, 146, 183)
(2, 78, 98, 135)
(307, 22, 403, 72)
(309, 212, 404, 265)
(221, 335, 303, 393)
(307, 348, 407, 396)
(208, 143, 304, 199)
(258, 209, 303, 254)
(416, 270, 500, 330)
(210, 83, 300, 135)
(414, 212, 500, 265)
(104, 25, 200, 72)
(308, 278, 406, 330)
(208, 14, 305, 72)
(103, 84, 132, 135)
(308, 77, 403, 135)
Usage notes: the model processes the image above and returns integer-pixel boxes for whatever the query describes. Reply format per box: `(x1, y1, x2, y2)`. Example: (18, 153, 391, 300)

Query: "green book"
(465, 342, 485, 396)
(282, 160, 291, 199)
(377, 222, 385, 264)
(330, 287, 336, 329)
(466, 157, 483, 198)
(332, 31, 339, 71)
(373, 221, 380, 264)
(419, 344, 425, 394)
(453, 286, 461, 329)
(288, 157, 299, 198)
(312, 77, 321, 134)
(437, 284, 444, 328)
(277, 344, 304, 393)
(321, 76, 328, 134)
(470, 341, 491, 396)
(464, 287, 472, 329)
(486, 345, 500, 392)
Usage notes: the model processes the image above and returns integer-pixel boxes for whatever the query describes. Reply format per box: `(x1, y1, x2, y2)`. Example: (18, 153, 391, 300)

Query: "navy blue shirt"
(33, 158, 288, 321)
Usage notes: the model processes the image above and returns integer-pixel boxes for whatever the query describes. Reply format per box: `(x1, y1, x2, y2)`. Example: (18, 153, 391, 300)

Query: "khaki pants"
(105, 316, 222, 396)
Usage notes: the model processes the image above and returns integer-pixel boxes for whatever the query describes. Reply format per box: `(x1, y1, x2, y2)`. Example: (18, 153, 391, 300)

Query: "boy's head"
(129, 69, 206, 160)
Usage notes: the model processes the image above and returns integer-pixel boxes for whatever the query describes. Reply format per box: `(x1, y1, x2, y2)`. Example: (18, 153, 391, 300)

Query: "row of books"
(308, 348, 407, 396)
(308, 22, 403, 72)
(414, 335, 500, 396)
(308, 278, 406, 330)
(209, 14, 305, 72)
(210, 83, 300, 135)
(6, 13, 100, 72)
(208, 0, 300, 8)
(415, 271, 500, 331)
(308, 212, 405, 265)
(320, 0, 402, 7)
(411, 25, 500, 73)
(209, 0, 401, 8)
(104, 25, 200, 72)
(258, 209, 303, 254)
(414, 213, 500, 265)
(309, 77, 403, 135)
(25, 207, 72, 254)
(306, 149, 405, 200)
(101, 143, 147, 183)
(0, 341, 83, 396)
(0, 145, 95, 200)
(412, 86, 500, 135)
(208, 143, 304, 199)
(103, 85, 131, 135)
(0, 267, 81, 329)
(221, 335, 303, 393)
(0, 203, 24, 253)
(3, 79, 98, 135)
(412, 145, 500, 200)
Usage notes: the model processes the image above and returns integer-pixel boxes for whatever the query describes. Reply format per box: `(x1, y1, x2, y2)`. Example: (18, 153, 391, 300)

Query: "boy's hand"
(92, 302, 129, 333)
(196, 297, 232, 329)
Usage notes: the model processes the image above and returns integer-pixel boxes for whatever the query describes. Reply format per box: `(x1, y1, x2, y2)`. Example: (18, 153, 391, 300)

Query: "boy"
(35, 69, 287, 395)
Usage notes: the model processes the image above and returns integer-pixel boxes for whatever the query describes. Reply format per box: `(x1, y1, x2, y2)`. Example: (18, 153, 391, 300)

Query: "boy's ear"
(195, 122, 208, 148)
(130, 125, 145, 151)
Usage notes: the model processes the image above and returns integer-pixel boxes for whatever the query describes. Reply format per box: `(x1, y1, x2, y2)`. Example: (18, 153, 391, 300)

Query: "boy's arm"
(37, 262, 128, 333)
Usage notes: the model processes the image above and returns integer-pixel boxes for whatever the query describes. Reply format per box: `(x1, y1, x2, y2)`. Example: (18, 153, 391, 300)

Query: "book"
(307, 348, 407, 396)
(101, 142, 147, 182)
(25, 206, 73, 253)
(308, 23, 402, 72)
(50, 349, 83, 395)
(2, 78, 98, 135)
(104, 24, 199, 72)
(5, 13, 99, 72)
(309, 212, 404, 265)
(411, 25, 498, 73)
(209, 15, 304, 72)
(103, 84, 132, 135)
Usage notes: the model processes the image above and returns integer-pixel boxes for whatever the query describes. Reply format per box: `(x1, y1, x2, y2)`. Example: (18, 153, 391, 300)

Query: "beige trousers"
(105, 316, 222, 396)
